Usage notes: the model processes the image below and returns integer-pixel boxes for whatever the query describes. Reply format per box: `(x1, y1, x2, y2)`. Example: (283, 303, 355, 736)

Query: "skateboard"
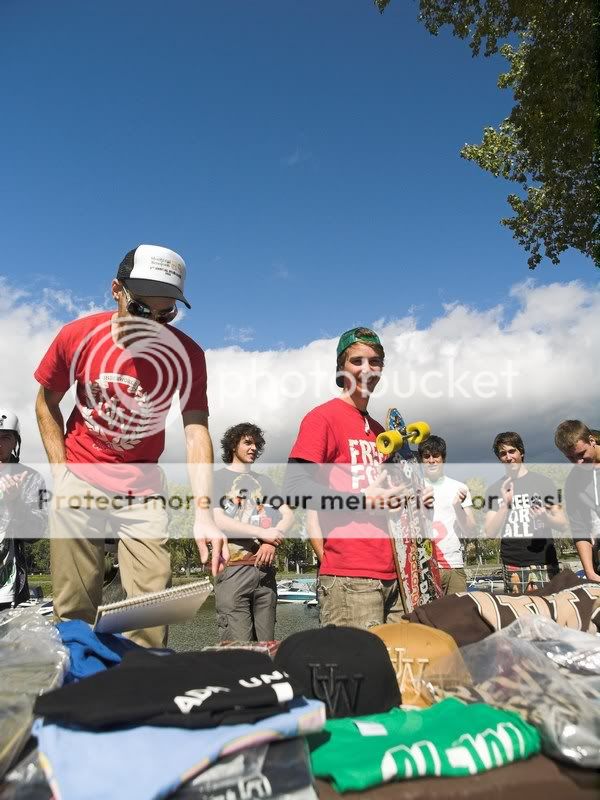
(376, 408, 442, 612)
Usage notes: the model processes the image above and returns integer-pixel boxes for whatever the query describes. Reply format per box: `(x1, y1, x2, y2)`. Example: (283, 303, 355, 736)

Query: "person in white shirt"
(418, 435, 477, 594)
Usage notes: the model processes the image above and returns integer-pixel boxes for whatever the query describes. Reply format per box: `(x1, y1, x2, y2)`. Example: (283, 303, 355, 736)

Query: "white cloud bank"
(2, 278, 598, 467)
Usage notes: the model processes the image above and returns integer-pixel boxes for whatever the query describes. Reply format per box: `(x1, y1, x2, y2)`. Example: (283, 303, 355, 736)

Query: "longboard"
(376, 408, 442, 612)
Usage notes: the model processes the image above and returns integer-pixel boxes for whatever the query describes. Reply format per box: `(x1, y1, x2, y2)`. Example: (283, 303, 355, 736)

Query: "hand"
(530, 503, 550, 523)
(363, 469, 410, 511)
(0, 471, 27, 503)
(422, 486, 434, 510)
(254, 543, 276, 568)
(194, 516, 230, 576)
(453, 487, 467, 508)
(585, 570, 600, 583)
(501, 477, 514, 508)
(260, 528, 285, 547)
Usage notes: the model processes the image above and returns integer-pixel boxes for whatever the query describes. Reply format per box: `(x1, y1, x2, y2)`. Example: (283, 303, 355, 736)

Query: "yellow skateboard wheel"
(376, 429, 404, 455)
(406, 421, 431, 445)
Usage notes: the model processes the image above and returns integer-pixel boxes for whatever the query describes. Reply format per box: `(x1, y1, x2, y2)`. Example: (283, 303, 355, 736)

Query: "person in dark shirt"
(212, 423, 294, 642)
(555, 420, 600, 582)
(484, 431, 567, 594)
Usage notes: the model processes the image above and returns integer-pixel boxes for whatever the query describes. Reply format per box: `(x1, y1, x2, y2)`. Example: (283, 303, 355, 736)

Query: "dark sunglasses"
(121, 285, 178, 324)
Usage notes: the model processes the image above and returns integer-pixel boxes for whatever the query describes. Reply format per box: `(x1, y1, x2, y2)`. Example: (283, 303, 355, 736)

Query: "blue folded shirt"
(57, 619, 144, 682)
(34, 697, 326, 800)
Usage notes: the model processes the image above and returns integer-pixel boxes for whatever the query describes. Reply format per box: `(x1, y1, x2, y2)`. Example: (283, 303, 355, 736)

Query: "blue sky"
(1, 0, 595, 353)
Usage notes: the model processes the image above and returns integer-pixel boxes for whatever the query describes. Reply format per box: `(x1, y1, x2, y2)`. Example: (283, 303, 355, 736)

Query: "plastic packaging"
(0, 607, 69, 779)
(171, 737, 317, 800)
(425, 616, 600, 767)
(0, 747, 52, 799)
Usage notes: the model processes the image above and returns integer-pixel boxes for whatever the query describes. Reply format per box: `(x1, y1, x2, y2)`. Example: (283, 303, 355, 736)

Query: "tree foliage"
(23, 539, 50, 574)
(375, 0, 599, 269)
(167, 483, 204, 576)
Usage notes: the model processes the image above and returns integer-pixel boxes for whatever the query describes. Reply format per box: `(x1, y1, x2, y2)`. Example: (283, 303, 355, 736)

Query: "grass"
(30, 568, 319, 597)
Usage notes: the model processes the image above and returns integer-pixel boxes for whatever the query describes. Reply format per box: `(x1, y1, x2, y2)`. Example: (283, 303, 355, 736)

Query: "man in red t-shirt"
(34, 244, 226, 646)
(287, 327, 424, 629)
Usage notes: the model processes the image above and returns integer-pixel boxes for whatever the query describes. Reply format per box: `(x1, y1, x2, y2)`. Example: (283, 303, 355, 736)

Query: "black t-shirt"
(486, 471, 559, 567)
(34, 649, 299, 730)
(213, 469, 282, 563)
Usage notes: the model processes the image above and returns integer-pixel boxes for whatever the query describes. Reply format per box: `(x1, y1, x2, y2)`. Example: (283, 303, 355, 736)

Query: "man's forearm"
(185, 424, 215, 519)
(484, 507, 509, 537)
(575, 539, 598, 579)
(35, 391, 67, 465)
(277, 504, 295, 533)
(309, 536, 324, 563)
(456, 505, 477, 536)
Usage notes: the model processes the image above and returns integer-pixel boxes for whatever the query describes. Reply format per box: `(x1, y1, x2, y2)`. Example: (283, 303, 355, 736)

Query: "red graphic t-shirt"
(35, 312, 208, 494)
(289, 398, 395, 580)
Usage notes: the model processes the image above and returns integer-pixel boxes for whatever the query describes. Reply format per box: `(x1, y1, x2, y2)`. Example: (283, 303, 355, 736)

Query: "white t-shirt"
(427, 475, 472, 569)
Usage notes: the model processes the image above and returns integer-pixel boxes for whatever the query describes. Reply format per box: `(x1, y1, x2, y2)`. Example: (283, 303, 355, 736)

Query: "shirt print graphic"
(347, 439, 385, 490)
(497, 493, 540, 539)
(81, 373, 151, 452)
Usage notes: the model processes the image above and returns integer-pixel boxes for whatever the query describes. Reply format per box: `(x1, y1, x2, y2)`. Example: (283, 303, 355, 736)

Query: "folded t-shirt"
(34, 649, 298, 730)
(34, 698, 326, 800)
(405, 570, 600, 647)
(308, 698, 540, 792)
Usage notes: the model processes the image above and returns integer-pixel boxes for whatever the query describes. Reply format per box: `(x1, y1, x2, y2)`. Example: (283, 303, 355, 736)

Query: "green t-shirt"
(308, 698, 540, 792)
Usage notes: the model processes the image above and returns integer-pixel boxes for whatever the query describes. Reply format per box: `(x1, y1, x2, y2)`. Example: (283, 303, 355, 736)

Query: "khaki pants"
(50, 469, 171, 648)
(440, 568, 467, 596)
(316, 575, 406, 630)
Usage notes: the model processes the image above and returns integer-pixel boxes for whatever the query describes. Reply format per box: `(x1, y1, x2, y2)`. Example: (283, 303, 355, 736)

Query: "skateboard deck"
(376, 408, 442, 612)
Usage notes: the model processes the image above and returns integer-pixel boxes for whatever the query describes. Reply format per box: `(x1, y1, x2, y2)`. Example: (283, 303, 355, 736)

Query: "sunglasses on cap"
(121, 284, 178, 324)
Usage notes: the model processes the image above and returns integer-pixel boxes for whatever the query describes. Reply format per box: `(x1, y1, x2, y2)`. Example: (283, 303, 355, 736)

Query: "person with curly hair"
(213, 423, 294, 641)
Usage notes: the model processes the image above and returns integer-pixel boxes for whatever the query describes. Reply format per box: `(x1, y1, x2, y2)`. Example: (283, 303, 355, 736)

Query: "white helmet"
(0, 411, 20, 434)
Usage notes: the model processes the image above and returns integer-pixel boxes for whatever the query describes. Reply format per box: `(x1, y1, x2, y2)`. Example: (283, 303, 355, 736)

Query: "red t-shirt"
(34, 312, 208, 494)
(289, 398, 395, 580)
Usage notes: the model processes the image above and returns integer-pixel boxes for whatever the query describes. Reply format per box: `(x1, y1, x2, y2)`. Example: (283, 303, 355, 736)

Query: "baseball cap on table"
(273, 625, 401, 718)
(117, 244, 191, 308)
(370, 622, 462, 707)
(335, 328, 382, 388)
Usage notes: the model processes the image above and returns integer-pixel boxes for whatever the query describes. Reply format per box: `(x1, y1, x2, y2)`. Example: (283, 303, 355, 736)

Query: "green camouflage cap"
(336, 327, 381, 357)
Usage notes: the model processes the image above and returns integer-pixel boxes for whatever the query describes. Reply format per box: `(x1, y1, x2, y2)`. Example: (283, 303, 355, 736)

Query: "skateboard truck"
(376, 421, 431, 456)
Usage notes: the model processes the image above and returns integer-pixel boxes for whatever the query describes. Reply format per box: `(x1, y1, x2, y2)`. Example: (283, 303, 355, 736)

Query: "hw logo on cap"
(309, 663, 363, 717)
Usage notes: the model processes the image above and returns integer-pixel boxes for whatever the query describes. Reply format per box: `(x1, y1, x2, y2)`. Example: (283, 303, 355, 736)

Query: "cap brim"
(123, 278, 191, 309)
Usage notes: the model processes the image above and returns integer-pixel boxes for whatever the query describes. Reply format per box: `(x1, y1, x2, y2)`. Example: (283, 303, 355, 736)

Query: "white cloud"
(2, 278, 598, 470)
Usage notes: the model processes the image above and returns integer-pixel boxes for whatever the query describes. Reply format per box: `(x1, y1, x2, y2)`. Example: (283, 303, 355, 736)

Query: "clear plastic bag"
(0, 607, 69, 779)
(172, 737, 316, 800)
(0, 747, 52, 799)
(424, 616, 600, 767)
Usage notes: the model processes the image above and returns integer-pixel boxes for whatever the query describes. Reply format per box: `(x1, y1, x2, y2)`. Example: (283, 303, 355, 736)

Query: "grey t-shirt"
(564, 465, 600, 571)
